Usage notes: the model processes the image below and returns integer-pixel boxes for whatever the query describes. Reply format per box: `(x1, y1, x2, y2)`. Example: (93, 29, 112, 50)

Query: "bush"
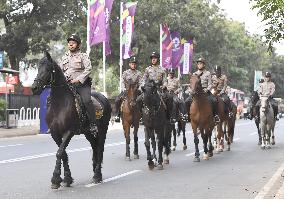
(0, 99, 6, 121)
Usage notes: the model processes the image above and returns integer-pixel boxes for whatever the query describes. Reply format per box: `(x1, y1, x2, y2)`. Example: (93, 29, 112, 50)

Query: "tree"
(250, 0, 284, 51)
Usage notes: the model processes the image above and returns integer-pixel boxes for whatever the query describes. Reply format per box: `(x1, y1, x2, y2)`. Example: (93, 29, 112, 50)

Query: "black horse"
(32, 52, 111, 189)
(249, 91, 261, 145)
(141, 80, 171, 170)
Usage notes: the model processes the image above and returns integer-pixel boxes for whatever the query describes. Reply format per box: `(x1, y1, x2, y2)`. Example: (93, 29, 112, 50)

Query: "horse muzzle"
(31, 84, 43, 95)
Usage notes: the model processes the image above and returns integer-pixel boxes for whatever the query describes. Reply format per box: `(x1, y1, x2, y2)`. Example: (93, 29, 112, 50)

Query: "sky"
(216, 0, 284, 55)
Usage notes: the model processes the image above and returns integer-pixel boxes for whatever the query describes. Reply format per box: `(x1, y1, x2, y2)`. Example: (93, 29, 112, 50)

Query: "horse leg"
(201, 132, 209, 160)
(51, 131, 73, 189)
(150, 130, 157, 163)
(133, 126, 139, 159)
(93, 128, 107, 184)
(193, 133, 200, 162)
(256, 121, 262, 145)
(182, 122, 187, 150)
(271, 125, 275, 145)
(144, 127, 154, 170)
(172, 124, 177, 151)
(157, 130, 164, 170)
(266, 128, 271, 149)
(123, 124, 131, 161)
(163, 125, 171, 165)
(208, 132, 214, 157)
(260, 124, 266, 149)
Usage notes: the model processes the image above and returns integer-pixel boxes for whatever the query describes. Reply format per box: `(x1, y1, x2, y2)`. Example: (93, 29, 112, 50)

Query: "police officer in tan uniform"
(212, 65, 233, 118)
(164, 68, 187, 120)
(114, 56, 142, 122)
(138, 52, 176, 122)
(59, 34, 98, 134)
(258, 72, 278, 120)
(185, 57, 220, 123)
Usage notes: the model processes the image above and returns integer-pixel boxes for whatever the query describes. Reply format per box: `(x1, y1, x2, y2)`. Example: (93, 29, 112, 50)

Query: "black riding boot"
(273, 105, 279, 121)
(85, 101, 98, 136)
(185, 96, 192, 122)
(208, 93, 220, 123)
(114, 91, 124, 122)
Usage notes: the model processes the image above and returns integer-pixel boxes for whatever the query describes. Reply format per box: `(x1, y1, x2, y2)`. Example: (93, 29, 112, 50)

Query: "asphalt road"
(1, 119, 284, 199)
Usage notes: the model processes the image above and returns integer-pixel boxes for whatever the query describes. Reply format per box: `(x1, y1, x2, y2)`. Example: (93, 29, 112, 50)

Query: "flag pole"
(119, 2, 123, 92)
(87, 0, 91, 56)
(103, 41, 106, 95)
(160, 24, 163, 68)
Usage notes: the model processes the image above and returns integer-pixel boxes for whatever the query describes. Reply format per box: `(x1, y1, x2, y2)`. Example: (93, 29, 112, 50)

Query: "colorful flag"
(161, 24, 172, 68)
(122, 2, 138, 59)
(0, 51, 3, 69)
(105, 0, 114, 55)
(181, 39, 193, 74)
(171, 32, 183, 68)
(89, 0, 106, 46)
(254, 70, 263, 91)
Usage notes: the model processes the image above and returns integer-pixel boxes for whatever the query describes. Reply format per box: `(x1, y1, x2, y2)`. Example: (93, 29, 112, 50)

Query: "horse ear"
(45, 51, 52, 61)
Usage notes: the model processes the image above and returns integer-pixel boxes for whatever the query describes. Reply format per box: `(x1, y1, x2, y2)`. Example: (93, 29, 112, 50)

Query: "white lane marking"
(254, 162, 284, 199)
(234, 138, 240, 141)
(85, 170, 142, 188)
(0, 140, 144, 165)
(275, 180, 284, 199)
(0, 144, 23, 148)
(250, 132, 258, 136)
(185, 150, 204, 157)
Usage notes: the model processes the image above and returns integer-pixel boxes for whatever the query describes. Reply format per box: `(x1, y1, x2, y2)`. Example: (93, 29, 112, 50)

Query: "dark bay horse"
(250, 91, 261, 145)
(188, 74, 215, 162)
(31, 52, 111, 189)
(141, 80, 171, 170)
(121, 79, 141, 160)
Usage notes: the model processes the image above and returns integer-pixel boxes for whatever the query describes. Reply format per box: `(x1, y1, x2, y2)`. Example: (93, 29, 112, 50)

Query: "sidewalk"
(0, 121, 123, 139)
(0, 126, 39, 138)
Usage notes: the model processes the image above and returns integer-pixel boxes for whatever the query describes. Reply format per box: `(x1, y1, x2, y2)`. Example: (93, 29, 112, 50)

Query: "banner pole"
(87, 0, 91, 55)
(103, 41, 106, 95)
(119, 2, 123, 92)
(160, 24, 163, 68)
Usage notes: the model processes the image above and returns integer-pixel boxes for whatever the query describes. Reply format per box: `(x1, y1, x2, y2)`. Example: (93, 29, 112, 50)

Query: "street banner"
(181, 39, 193, 74)
(6, 75, 19, 85)
(122, 2, 138, 59)
(170, 32, 183, 68)
(161, 24, 172, 68)
(105, 0, 114, 55)
(0, 51, 3, 69)
(89, 0, 106, 46)
(254, 70, 263, 91)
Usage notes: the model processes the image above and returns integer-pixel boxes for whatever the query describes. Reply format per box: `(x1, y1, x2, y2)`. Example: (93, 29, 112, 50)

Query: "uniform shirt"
(258, 81, 275, 97)
(212, 74, 228, 94)
(186, 69, 212, 94)
(59, 51, 92, 84)
(121, 69, 143, 91)
(164, 77, 181, 94)
(143, 65, 167, 86)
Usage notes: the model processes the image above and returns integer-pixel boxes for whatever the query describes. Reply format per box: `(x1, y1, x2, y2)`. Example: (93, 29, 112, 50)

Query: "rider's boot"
(85, 101, 98, 137)
(114, 92, 124, 123)
(273, 105, 279, 121)
(184, 96, 192, 122)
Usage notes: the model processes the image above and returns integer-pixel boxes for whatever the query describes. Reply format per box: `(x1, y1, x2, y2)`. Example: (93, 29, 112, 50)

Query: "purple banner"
(105, 0, 114, 55)
(89, 0, 106, 46)
(122, 2, 138, 59)
(171, 32, 183, 68)
(161, 24, 172, 68)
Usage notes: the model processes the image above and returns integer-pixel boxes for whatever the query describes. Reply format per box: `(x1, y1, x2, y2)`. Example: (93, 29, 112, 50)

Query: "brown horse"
(188, 74, 215, 162)
(121, 79, 141, 160)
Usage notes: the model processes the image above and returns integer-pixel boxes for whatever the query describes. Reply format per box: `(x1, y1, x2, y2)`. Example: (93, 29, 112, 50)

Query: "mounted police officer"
(164, 68, 187, 120)
(59, 34, 98, 134)
(258, 72, 278, 120)
(138, 51, 176, 122)
(212, 65, 233, 118)
(114, 56, 142, 122)
(185, 57, 221, 123)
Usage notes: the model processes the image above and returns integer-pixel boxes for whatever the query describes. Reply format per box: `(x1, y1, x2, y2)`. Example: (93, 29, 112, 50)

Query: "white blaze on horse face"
(260, 96, 269, 113)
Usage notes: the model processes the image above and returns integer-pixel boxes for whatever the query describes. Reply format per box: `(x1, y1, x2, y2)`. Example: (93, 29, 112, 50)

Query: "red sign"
(6, 76, 19, 85)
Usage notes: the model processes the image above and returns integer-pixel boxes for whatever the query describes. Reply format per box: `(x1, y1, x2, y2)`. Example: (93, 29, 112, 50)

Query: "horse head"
(142, 79, 160, 107)
(189, 73, 203, 95)
(32, 51, 65, 95)
(260, 96, 270, 113)
(125, 79, 139, 107)
(251, 91, 260, 105)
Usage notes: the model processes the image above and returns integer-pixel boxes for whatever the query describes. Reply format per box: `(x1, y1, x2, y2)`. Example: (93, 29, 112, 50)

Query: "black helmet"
(168, 68, 175, 74)
(196, 57, 206, 64)
(67, 34, 81, 45)
(214, 65, 221, 73)
(265, 72, 271, 77)
(150, 51, 160, 59)
(129, 56, 137, 63)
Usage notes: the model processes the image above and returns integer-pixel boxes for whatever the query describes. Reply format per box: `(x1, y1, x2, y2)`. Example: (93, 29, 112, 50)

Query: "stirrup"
(90, 123, 98, 136)
(214, 115, 221, 123)
(229, 112, 234, 118)
(170, 117, 177, 124)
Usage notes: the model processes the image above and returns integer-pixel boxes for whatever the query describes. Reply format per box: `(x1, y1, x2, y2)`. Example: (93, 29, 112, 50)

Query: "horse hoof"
(183, 145, 188, 150)
(266, 145, 271, 149)
(193, 157, 200, 162)
(261, 146, 265, 150)
(51, 183, 60, 189)
(62, 182, 71, 187)
(203, 154, 209, 160)
(208, 152, 213, 157)
(258, 141, 262, 145)
(171, 146, 176, 151)
(227, 147, 231, 151)
(62, 177, 73, 187)
(133, 154, 139, 159)
(164, 159, 169, 165)
(148, 161, 155, 170)
(271, 141, 275, 145)
(157, 164, 164, 170)
(125, 156, 131, 161)
(218, 148, 223, 152)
